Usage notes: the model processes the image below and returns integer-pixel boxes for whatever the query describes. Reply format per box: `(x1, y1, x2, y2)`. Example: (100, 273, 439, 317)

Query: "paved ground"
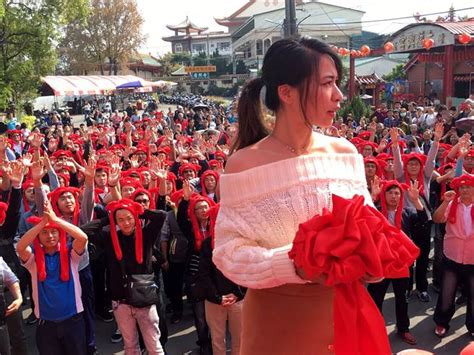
(18, 277, 473, 355)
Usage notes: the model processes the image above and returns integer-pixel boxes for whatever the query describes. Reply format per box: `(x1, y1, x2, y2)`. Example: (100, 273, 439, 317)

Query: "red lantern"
(360, 45, 371, 55)
(384, 42, 394, 53)
(458, 33, 472, 45)
(422, 38, 434, 50)
(350, 49, 357, 57)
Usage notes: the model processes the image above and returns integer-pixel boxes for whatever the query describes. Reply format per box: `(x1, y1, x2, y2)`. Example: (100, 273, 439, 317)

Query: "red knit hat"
(200, 170, 220, 196)
(119, 177, 143, 189)
(52, 150, 73, 159)
(364, 157, 384, 178)
(26, 216, 69, 282)
(48, 187, 81, 226)
(106, 199, 145, 264)
(57, 173, 71, 187)
(22, 180, 35, 212)
(215, 151, 227, 161)
(187, 196, 216, 252)
(447, 174, 474, 225)
(178, 163, 200, 178)
(131, 188, 156, 209)
(402, 153, 427, 197)
(0, 202, 7, 225)
(379, 180, 409, 229)
(358, 131, 371, 140)
(357, 141, 378, 154)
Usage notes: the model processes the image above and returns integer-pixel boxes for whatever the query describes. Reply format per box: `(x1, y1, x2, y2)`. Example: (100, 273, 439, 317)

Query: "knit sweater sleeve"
(212, 204, 307, 289)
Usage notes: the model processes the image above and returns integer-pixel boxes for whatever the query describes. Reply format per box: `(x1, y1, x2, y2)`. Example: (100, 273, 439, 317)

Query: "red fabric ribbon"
(289, 194, 419, 355)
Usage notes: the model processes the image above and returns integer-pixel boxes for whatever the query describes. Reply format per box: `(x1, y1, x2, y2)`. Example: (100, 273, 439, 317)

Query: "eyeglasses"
(135, 199, 149, 204)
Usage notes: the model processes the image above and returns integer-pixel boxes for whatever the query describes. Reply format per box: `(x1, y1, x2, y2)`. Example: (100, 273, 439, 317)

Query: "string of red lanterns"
(331, 32, 472, 58)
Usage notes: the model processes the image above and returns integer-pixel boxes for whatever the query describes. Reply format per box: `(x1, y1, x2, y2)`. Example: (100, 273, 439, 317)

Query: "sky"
(135, 0, 474, 55)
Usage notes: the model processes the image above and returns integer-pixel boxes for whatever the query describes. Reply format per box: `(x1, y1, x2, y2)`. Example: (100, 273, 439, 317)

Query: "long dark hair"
(232, 36, 343, 153)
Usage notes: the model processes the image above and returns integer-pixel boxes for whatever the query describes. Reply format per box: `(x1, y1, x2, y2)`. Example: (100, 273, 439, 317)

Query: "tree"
(0, 0, 88, 112)
(60, 0, 145, 75)
(382, 64, 407, 82)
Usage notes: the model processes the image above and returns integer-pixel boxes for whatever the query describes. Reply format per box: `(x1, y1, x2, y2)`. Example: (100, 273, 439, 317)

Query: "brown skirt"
(240, 283, 334, 355)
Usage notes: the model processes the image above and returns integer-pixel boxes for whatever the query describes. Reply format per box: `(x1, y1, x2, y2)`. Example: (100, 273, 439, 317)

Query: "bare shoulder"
(321, 134, 358, 154)
(224, 138, 274, 174)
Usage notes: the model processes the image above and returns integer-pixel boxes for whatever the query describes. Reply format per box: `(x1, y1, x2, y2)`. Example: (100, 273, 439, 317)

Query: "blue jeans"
(36, 313, 86, 355)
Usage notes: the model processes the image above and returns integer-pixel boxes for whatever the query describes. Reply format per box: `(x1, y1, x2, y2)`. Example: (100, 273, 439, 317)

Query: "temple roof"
(166, 16, 208, 33)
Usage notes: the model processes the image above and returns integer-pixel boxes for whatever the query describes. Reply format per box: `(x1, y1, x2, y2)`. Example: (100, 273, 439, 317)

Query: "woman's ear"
(277, 84, 296, 105)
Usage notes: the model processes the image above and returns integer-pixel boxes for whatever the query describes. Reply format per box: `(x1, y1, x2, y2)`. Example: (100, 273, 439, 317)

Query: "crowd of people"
(0, 49, 473, 354)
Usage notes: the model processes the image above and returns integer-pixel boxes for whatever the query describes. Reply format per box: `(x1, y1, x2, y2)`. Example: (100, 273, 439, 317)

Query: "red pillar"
(443, 45, 454, 103)
(349, 55, 355, 100)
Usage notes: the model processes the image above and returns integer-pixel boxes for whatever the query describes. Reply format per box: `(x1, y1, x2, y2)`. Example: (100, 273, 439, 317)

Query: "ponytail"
(231, 78, 268, 153)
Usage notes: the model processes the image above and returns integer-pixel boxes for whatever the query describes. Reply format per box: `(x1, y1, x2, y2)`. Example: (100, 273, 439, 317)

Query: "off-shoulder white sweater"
(213, 148, 372, 289)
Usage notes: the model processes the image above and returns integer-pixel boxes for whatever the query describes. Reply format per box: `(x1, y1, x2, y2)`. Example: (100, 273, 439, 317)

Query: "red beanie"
(200, 170, 220, 196)
(402, 153, 427, 197)
(22, 180, 35, 212)
(131, 188, 156, 209)
(57, 173, 71, 187)
(178, 163, 200, 179)
(447, 174, 474, 225)
(48, 187, 81, 226)
(187, 196, 216, 252)
(379, 180, 409, 229)
(106, 199, 145, 264)
(26, 216, 69, 282)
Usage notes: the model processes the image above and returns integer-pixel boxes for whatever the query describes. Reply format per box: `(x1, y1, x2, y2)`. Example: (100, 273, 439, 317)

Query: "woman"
(432, 174, 474, 337)
(213, 37, 394, 354)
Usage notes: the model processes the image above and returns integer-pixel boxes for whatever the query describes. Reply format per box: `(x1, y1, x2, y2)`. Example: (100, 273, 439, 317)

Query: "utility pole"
(283, 0, 297, 38)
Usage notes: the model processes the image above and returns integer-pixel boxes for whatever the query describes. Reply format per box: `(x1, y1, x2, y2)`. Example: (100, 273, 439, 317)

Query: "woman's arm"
(16, 218, 47, 262)
(432, 192, 455, 223)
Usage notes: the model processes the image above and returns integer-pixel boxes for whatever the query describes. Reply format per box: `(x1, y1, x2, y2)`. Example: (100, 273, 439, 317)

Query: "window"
(217, 42, 230, 51)
(192, 43, 206, 53)
(256, 39, 263, 55)
(175, 43, 183, 53)
(263, 39, 271, 54)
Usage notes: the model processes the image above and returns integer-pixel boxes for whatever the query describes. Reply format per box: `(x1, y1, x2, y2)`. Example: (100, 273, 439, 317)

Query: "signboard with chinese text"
(390, 24, 455, 52)
(184, 66, 216, 73)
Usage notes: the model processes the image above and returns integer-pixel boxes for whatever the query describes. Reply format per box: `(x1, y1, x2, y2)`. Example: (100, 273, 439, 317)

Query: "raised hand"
(21, 153, 33, 167)
(30, 160, 46, 181)
(370, 175, 382, 200)
(130, 155, 139, 168)
(83, 155, 97, 185)
(389, 127, 399, 146)
(29, 133, 43, 148)
(433, 122, 444, 142)
(107, 166, 120, 187)
(43, 200, 58, 223)
(407, 180, 420, 203)
(182, 179, 194, 201)
(444, 190, 456, 202)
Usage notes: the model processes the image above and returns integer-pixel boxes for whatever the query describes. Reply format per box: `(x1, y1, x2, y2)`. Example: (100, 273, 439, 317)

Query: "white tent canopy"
(42, 75, 149, 96)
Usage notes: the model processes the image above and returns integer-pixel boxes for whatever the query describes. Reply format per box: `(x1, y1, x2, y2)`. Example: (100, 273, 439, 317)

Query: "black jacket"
(0, 188, 22, 274)
(81, 209, 166, 301)
(198, 237, 245, 305)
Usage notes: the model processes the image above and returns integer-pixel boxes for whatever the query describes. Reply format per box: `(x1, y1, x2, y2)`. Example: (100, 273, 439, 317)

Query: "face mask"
(400, 113, 406, 117)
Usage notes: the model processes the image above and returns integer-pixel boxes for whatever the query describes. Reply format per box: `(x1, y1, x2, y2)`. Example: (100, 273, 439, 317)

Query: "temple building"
(163, 16, 232, 57)
(388, 20, 474, 104)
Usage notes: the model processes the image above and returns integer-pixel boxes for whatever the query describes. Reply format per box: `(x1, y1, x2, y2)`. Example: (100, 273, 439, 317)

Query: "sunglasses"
(135, 199, 149, 204)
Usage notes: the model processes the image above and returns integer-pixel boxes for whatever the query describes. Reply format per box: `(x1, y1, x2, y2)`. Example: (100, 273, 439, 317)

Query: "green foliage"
(337, 96, 372, 121)
(0, 0, 89, 112)
(382, 64, 407, 82)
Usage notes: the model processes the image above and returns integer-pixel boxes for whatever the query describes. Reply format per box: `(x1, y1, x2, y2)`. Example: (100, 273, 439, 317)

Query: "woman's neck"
(272, 113, 313, 152)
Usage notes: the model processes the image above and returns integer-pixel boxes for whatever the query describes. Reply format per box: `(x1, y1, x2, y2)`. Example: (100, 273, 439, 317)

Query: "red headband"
(106, 199, 145, 264)
(448, 174, 474, 225)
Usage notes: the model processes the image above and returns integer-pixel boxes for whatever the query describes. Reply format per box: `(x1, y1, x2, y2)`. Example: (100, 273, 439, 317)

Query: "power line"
(299, 6, 474, 26)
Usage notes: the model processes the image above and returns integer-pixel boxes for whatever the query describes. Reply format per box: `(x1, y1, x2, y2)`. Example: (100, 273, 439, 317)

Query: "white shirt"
(460, 203, 473, 236)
